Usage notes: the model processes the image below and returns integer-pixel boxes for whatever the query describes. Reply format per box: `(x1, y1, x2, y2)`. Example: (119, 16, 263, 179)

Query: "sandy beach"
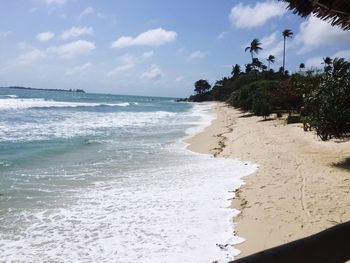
(186, 102, 350, 258)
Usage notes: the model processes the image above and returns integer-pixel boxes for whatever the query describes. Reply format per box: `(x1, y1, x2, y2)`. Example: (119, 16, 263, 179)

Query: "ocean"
(0, 88, 256, 262)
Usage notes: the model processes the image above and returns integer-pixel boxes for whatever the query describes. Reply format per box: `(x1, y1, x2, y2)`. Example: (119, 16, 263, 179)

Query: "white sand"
(186, 102, 350, 258)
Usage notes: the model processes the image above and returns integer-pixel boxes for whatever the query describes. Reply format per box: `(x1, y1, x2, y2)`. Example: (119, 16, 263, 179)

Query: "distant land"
(0, 86, 86, 93)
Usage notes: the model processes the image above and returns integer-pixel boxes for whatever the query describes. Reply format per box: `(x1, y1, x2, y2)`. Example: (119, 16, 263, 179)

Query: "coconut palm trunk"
(282, 29, 293, 73)
(283, 37, 286, 71)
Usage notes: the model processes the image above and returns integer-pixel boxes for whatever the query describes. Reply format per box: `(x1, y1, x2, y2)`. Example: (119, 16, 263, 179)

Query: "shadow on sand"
(332, 157, 350, 171)
(258, 118, 275, 122)
(238, 113, 255, 118)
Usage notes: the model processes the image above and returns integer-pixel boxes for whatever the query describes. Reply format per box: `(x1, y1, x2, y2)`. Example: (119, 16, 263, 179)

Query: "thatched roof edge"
(279, 0, 350, 30)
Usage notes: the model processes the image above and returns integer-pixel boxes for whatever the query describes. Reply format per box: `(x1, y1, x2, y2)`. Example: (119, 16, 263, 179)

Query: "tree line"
(188, 29, 350, 141)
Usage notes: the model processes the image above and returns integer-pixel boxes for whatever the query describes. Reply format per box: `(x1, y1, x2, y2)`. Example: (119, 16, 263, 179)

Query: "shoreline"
(186, 102, 350, 258)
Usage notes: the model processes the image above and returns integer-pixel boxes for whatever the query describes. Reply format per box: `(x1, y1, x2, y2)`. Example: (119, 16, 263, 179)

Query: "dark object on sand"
(287, 115, 301, 124)
(231, 221, 350, 263)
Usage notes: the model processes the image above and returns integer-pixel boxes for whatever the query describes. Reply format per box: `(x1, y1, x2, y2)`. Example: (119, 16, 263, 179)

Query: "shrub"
(211, 78, 234, 101)
(304, 73, 350, 140)
(252, 96, 273, 119)
(227, 80, 277, 116)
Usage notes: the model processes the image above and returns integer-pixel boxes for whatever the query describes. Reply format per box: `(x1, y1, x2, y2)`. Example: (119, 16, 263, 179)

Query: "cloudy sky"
(0, 0, 349, 97)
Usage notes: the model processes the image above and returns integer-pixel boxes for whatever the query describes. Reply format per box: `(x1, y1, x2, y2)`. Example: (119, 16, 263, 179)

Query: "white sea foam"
(111, 102, 130, 107)
(0, 98, 129, 110)
(184, 102, 216, 137)
(0, 147, 256, 262)
(0, 111, 176, 141)
(0, 103, 257, 262)
(0, 94, 18, 98)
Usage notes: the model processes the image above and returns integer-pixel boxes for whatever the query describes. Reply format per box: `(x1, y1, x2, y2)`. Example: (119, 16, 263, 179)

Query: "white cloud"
(333, 49, 350, 60)
(36, 31, 55, 42)
(0, 31, 11, 38)
(97, 12, 106, 19)
(229, 1, 287, 28)
(260, 31, 289, 59)
(141, 64, 163, 81)
(65, 62, 92, 76)
(107, 64, 135, 76)
(189, 50, 209, 60)
(296, 15, 350, 52)
(17, 49, 47, 65)
(110, 54, 137, 74)
(116, 64, 135, 72)
(45, 0, 66, 6)
(261, 41, 284, 59)
(29, 7, 38, 13)
(79, 7, 94, 19)
(176, 76, 184, 82)
(60, 26, 94, 40)
(218, 31, 228, 40)
(142, 51, 154, 58)
(111, 28, 177, 48)
(305, 57, 323, 68)
(48, 40, 95, 59)
(16, 42, 33, 51)
(261, 32, 277, 48)
(15, 40, 95, 65)
(305, 49, 350, 68)
(120, 54, 138, 66)
(107, 52, 153, 77)
(176, 48, 185, 55)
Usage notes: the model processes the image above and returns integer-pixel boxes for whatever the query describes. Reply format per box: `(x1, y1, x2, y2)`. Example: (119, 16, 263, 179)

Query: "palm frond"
(278, 0, 350, 30)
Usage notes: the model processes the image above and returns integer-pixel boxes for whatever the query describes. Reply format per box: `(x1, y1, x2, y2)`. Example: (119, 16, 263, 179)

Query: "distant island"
(0, 86, 86, 93)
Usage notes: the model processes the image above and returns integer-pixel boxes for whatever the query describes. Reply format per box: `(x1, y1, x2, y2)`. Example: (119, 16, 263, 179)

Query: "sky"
(0, 0, 350, 97)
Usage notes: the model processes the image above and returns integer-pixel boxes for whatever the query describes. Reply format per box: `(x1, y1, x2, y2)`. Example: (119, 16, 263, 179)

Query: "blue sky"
(0, 0, 349, 97)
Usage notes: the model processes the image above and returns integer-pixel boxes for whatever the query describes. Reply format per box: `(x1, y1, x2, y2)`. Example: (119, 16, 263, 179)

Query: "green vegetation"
(245, 38, 262, 63)
(189, 79, 212, 102)
(303, 62, 350, 140)
(267, 55, 275, 71)
(188, 30, 350, 140)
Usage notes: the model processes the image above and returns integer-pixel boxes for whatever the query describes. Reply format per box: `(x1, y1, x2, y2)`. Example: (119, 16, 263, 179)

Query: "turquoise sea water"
(0, 88, 256, 262)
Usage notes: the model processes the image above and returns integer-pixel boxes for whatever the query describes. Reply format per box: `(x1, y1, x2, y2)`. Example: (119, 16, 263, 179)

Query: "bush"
(304, 73, 350, 140)
(252, 96, 273, 119)
(188, 93, 212, 102)
(227, 80, 277, 119)
(211, 78, 234, 101)
(237, 83, 258, 110)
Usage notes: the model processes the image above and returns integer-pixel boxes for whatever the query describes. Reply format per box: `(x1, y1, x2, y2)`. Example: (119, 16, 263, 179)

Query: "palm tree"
(267, 55, 275, 70)
(322, 57, 333, 73)
(252, 58, 263, 71)
(245, 63, 253, 73)
(282, 29, 293, 72)
(245, 38, 262, 63)
(231, 64, 241, 78)
(332, 57, 350, 77)
(299, 63, 305, 72)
